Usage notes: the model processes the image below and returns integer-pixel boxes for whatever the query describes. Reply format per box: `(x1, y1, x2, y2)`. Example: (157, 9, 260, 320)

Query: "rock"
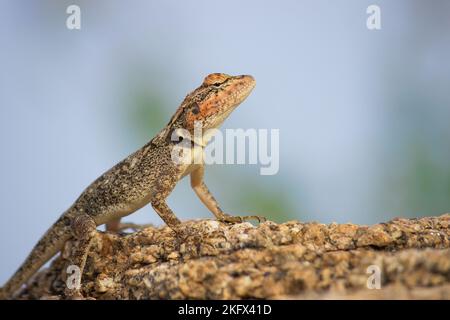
(18, 214, 450, 299)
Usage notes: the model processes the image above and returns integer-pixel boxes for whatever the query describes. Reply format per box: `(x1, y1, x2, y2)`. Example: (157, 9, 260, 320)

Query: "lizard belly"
(93, 192, 154, 226)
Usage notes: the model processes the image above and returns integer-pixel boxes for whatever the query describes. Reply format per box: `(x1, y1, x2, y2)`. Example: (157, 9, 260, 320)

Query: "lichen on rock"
(20, 214, 450, 299)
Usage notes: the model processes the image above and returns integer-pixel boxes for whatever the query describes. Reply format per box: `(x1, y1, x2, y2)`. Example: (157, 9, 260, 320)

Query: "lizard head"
(152, 73, 256, 146)
(182, 73, 256, 131)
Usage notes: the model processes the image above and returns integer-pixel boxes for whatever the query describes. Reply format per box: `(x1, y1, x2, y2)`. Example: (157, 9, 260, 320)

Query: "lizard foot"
(217, 213, 267, 224)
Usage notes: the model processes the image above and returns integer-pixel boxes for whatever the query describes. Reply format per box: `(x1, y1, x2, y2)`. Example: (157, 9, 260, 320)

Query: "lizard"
(0, 73, 265, 299)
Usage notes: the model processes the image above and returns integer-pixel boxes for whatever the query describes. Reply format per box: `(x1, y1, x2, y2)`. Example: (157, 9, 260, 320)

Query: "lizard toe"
(217, 214, 243, 224)
(219, 214, 267, 224)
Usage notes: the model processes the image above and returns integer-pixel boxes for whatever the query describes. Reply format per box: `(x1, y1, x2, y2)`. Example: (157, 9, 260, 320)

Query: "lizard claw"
(217, 213, 267, 224)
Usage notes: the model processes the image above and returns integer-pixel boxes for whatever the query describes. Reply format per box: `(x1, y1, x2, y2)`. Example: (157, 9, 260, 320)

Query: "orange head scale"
(152, 73, 256, 146)
(183, 73, 256, 130)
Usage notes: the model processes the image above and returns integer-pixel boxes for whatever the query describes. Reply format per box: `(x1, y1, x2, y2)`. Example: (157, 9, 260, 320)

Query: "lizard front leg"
(151, 199, 199, 240)
(64, 214, 96, 299)
(190, 166, 266, 223)
(151, 200, 182, 228)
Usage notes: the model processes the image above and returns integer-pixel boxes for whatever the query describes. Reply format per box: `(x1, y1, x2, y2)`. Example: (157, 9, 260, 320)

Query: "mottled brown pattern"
(0, 73, 263, 299)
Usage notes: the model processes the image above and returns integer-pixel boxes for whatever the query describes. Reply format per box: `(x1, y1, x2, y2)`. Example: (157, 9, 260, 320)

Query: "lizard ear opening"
(150, 127, 192, 146)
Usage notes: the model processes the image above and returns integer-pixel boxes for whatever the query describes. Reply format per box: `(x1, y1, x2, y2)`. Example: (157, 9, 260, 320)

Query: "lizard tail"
(1, 216, 72, 299)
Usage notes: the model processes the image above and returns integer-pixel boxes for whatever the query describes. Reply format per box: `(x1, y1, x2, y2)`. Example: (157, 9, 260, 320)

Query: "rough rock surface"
(19, 214, 450, 299)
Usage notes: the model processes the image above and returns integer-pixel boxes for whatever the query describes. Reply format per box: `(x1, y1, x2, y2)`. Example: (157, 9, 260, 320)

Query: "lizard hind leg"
(64, 214, 97, 300)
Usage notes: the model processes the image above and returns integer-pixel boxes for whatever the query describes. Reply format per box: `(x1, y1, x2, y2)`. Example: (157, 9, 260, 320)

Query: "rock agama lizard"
(0, 73, 265, 299)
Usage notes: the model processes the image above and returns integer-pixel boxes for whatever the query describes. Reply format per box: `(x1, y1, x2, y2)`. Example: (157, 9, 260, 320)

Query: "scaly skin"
(0, 73, 265, 299)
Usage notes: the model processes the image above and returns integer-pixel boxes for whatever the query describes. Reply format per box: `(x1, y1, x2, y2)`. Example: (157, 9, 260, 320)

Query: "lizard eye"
(203, 73, 230, 86)
(191, 103, 200, 114)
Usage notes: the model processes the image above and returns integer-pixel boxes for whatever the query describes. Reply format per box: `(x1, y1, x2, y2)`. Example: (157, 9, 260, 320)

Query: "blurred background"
(1, 0, 449, 282)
